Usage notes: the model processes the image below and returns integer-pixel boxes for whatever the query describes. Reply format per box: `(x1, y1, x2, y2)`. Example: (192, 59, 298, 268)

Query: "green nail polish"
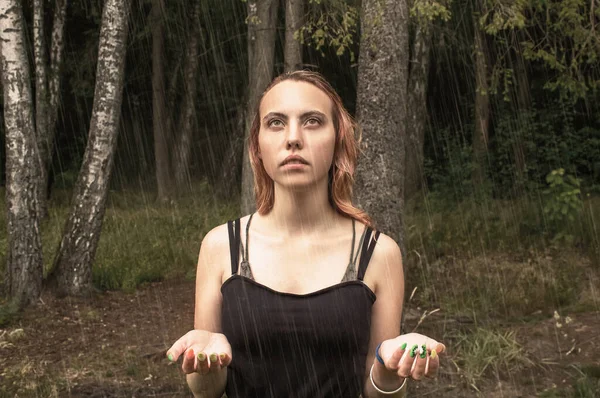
(410, 344, 418, 358)
(197, 352, 206, 362)
(219, 353, 227, 361)
(400, 342, 407, 350)
(167, 353, 174, 362)
(210, 353, 218, 363)
(420, 344, 427, 359)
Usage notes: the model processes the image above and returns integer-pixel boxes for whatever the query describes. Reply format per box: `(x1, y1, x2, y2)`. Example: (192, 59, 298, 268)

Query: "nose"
(286, 120, 303, 150)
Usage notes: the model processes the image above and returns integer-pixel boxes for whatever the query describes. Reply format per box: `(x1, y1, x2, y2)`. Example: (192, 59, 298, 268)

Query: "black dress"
(221, 215, 380, 398)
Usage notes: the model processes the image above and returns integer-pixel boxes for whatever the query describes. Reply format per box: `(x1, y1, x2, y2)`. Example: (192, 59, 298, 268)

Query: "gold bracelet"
(369, 364, 407, 395)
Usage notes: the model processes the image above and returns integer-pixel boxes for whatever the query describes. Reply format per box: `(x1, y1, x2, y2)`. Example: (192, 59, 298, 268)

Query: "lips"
(281, 155, 309, 166)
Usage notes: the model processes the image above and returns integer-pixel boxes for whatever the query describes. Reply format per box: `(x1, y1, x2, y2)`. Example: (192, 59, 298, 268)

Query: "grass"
(404, 192, 600, 319)
(1, 182, 599, 320)
(539, 365, 600, 398)
(450, 327, 533, 390)
(0, 181, 238, 293)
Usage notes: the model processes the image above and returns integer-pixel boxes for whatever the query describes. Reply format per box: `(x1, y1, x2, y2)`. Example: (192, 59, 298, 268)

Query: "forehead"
(260, 80, 333, 117)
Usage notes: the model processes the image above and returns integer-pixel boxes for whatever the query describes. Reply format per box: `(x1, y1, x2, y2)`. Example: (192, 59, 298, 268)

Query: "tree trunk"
(151, 0, 172, 202)
(240, 0, 279, 214)
(472, 5, 490, 187)
(284, 0, 304, 72)
(216, 105, 245, 200)
(0, 0, 44, 307)
(33, 0, 50, 218)
(46, 0, 68, 196)
(172, 0, 201, 192)
(48, 0, 131, 296)
(355, 0, 409, 253)
(511, 32, 529, 192)
(405, 23, 431, 200)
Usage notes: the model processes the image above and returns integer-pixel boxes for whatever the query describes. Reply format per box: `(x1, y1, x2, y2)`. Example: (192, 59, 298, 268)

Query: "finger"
(411, 344, 428, 381)
(182, 348, 196, 374)
(208, 352, 222, 374)
(196, 352, 209, 375)
(386, 342, 407, 370)
(425, 338, 446, 355)
(397, 344, 418, 378)
(167, 334, 189, 362)
(425, 349, 440, 378)
(219, 352, 232, 367)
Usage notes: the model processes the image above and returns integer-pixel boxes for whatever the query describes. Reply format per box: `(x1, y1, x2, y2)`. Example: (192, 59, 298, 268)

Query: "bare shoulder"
(366, 230, 404, 292)
(199, 215, 252, 277)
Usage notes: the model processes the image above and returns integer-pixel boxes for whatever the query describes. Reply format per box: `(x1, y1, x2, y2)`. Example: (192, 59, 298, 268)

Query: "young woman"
(167, 71, 445, 398)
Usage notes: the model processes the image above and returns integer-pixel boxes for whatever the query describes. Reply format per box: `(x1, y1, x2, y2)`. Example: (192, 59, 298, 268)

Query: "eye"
(268, 119, 284, 128)
(305, 117, 321, 126)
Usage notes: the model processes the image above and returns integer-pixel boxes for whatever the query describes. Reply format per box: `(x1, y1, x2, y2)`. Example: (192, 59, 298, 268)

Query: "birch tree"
(354, 0, 409, 253)
(33, 0, 68, 217)
(1, 0, 44, 306)
(48, 0, 131, 296)
(241, 0, 279, 214)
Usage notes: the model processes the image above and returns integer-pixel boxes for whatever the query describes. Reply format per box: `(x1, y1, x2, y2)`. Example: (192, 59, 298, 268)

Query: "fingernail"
(410, 344, 418, 358)
(400, 342, 407, 350)
(197, 352, 206, 362)
(209, 353, 218, 363)
(431, 349, 437, 359)
(219, 353, 227, 361)
(420, 344, 427, 359)
(167, 353, 174, 362)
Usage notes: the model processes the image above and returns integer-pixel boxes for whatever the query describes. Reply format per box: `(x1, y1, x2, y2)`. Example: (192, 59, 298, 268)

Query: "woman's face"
(258, 80, 336, 191)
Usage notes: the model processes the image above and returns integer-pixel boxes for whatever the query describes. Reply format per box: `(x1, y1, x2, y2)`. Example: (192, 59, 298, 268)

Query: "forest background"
(0, 0, 599, 396)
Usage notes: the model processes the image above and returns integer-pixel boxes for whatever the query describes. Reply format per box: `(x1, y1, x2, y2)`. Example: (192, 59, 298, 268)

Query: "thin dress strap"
(239, 213, 255, 279)
(227, 218, 241, 275)
(357, 227, 381, 281)
(341, 220, 368, 283)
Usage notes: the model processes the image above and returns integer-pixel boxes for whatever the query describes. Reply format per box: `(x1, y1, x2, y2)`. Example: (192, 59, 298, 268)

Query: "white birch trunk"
(33, 0, 50, 217)
(0, 0, 44, 306)
(49, 0, 131, 296)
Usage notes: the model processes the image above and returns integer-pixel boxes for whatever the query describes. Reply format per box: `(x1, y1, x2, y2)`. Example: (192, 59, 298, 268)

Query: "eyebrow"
(262, 111, 328, 123)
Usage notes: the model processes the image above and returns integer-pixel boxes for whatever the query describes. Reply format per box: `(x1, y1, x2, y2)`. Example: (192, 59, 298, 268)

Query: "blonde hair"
(247, 70, 373, 227)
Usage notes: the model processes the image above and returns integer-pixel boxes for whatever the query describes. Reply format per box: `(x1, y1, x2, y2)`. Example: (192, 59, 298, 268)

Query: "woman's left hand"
(374, 332, 445, 386)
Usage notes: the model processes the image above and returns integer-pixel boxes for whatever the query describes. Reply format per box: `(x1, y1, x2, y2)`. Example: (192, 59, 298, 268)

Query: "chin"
(276, 175, 328, 192)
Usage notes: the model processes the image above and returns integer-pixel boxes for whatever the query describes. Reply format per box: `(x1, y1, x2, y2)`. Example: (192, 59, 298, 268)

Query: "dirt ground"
(1, 279, 598, 397)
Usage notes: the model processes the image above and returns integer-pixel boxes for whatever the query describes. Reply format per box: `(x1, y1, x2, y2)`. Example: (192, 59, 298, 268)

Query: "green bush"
(542, 168, 583, 243)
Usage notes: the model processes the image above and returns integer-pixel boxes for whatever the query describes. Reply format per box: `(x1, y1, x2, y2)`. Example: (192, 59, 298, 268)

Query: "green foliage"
(296, 0, 359, 60)
(410, 0, 452, 27)
(543, 168, 583, 242)
(479, 0, 600, 101)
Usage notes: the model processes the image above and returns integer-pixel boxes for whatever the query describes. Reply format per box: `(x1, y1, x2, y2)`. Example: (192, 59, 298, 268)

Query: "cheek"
(258, 135, 276, 174)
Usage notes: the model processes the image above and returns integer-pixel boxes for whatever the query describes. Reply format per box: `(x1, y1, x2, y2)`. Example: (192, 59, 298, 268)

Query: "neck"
(264, 180, 339, 237)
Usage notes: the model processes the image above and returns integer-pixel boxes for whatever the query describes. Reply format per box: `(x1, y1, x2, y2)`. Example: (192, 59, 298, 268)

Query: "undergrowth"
(0, 182, 237, 293)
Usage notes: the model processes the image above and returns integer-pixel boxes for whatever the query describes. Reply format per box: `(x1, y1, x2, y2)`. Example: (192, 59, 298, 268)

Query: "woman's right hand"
(167, 330, 232, 374)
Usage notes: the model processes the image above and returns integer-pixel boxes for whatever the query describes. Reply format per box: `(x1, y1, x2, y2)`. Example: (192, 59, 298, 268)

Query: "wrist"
(371, 361, 406, 391)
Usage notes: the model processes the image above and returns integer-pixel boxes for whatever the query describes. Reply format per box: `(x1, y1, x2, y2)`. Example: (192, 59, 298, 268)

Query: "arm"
(185, 225, 229, 398)
(362, 233, 407, 398)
